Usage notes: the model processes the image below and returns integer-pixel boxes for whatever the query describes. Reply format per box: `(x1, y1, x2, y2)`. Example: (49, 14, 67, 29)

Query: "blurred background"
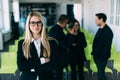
(0, 0, 120, 80)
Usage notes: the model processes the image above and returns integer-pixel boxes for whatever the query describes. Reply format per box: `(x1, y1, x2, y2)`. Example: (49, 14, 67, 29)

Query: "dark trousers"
(39, 72, 53, 80)
(53, 68, 63, 80)
(70, 61, 85, 80)
(94, 59, 108, 80)
(20, 72, 37, 80)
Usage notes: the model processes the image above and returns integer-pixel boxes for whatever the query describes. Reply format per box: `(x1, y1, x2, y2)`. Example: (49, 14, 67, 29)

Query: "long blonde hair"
(22, 11, 50, 59)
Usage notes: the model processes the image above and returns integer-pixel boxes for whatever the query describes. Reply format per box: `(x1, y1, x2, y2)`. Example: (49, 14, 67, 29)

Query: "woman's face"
(73, 22, 79, 31)
(29, 16, 43, 35)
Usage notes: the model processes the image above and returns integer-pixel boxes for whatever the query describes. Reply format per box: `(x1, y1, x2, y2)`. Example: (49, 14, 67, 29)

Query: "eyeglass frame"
(73, 24, 79, 26)
(29, 21, 43, 26)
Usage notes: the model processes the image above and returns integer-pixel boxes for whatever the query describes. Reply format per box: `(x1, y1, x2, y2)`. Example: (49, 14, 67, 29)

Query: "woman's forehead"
(30, 16, 41, 21)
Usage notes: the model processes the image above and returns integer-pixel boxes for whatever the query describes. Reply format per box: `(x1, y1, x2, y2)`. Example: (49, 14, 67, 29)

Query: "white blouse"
(31, 38, 45, 64)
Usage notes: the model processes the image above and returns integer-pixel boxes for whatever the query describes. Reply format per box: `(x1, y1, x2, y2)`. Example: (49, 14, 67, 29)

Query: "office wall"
(0, 0, 13, 50)
(83, 0, 110, 34)
(0, 30, 3, 50)
(56, 3, 67, 20)
(83, 0, 120, 51)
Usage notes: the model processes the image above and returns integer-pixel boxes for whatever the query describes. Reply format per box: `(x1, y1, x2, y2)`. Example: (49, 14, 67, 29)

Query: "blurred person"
(91, 13, 113, 80)
(48, 14, 75, 80)
(68, 19, 87, 80)
(17, 11, 58, 80)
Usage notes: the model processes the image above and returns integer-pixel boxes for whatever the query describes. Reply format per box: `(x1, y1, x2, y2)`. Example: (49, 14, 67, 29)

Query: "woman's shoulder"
(78, 32, 85, 36)
(78, 31, 84, 34)
(18, 39, 24, 45)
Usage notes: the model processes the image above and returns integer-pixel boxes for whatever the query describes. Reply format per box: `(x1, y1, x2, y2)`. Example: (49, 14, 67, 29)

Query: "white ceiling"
(19, 0, 81, 4)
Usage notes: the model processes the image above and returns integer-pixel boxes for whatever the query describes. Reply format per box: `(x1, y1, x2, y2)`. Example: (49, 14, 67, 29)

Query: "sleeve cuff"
(30, 69, 35, 72)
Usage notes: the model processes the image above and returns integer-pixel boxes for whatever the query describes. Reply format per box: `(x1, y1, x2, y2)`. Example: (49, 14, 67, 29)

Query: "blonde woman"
(17, 11, 58, 80)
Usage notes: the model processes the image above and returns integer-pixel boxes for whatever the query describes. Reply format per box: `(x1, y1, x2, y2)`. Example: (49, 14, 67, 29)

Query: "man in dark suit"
(91, 13, 113, 80)
(48, 14, 75, 80)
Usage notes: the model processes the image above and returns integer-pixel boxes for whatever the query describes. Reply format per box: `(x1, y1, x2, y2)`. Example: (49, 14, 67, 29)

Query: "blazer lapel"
(30, 42, 38, 58)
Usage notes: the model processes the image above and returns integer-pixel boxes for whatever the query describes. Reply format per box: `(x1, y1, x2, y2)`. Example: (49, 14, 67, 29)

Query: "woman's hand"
(45, 58, 50, 63)
(68, 28, 75, 35)
(72, 43, 76, 46)
(68, 28, 77, 35)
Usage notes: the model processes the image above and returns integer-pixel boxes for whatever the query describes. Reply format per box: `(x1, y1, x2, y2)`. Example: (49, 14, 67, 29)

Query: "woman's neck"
(33, 34, 41, 40)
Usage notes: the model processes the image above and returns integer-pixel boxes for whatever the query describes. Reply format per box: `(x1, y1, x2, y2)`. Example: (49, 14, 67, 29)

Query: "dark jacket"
(17, 39, 58, 80)
(68, 32, 87, 64)
(48, 24, 75, 67)
(91, 24, 113, 60)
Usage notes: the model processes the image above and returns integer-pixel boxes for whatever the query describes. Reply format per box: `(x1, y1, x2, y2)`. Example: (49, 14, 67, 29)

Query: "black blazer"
(48, 24, 75, 67)
(91, 24, 113, 60)
(17, 39, 58, 80)
(68, 32, 87, 64)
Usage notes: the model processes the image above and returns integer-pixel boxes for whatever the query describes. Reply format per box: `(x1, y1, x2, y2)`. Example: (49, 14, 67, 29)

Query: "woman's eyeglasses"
(74, 24, 79, 26)
(29, 21, 43, 26)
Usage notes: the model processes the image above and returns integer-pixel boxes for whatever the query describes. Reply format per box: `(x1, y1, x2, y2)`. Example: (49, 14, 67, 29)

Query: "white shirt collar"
(31, 38, 41, 43)
(31, 38, 41, 58)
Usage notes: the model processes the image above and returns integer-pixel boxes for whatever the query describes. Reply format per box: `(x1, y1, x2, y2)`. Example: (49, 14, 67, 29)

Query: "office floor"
(0, 72, 115, 80)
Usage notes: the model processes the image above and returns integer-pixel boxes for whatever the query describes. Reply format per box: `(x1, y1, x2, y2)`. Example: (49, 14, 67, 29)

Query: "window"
(2, 0, 10, 31)
(74, 4, 82, 25)
(110, 0, 120, 26)
(0, 0, 3, 30)
(13, 1, 20, 22)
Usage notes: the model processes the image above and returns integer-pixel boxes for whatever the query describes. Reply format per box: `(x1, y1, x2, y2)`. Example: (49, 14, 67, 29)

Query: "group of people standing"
(48, 14, 87, 80)
(17, 11, 113, 80)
